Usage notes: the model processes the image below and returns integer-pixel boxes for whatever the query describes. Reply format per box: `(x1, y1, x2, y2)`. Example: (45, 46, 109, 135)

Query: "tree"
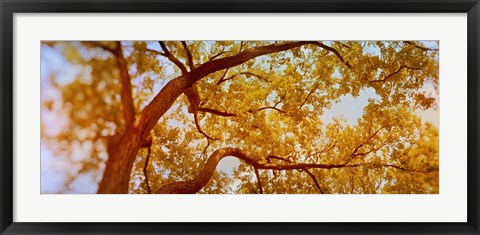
(40, 41, 439, 194)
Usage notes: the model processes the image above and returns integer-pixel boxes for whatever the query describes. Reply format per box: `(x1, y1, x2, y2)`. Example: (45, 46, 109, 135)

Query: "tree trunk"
(97, 78, 190, 194)
(97, 130, 141, 194)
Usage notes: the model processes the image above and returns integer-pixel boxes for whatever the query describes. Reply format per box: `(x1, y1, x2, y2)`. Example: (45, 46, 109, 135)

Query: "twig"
(254, 168, 264, 194)
(143, 146, 152, 194)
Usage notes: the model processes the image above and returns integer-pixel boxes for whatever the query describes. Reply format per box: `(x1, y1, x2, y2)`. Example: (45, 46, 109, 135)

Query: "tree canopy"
(41, 40, 439, 194)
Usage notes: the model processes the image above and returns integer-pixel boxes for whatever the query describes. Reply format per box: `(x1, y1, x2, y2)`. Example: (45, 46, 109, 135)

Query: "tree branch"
(343, 127, 384, 165)
(146, 48, 165, 56)
(86, 41, 135, 126)
(299, 82, 320, 109)
(303, 169, 324, 194)
(403, 41, 439, 51)
(267, 155, 324, 193)
(83, 41, 116, 54)
(181, 41, 195, 70)
(161, 42, 226, 135)
(208, 46, 231, 62)
(217, 72, 270, 85)
(266, 155, 292, 163)
(197, 107, 237, 117)
(383, 164, 426, 174)
(255, 106, 286, 113)
(143, 146, 151, 193)
(369, 66, 422, 83)
(249, 93, 287, 114)
(191, 41, 349, 82)
(113, 42, 136, 125)
(184, 85, 201, 113)
(309, 41, 352, 68)
(193, 112, 218, 140)
(254, 168, 264, 194)
(158, 41, 188, 74)
(183, 85, 219, 140)
(239, 41, 245, 53)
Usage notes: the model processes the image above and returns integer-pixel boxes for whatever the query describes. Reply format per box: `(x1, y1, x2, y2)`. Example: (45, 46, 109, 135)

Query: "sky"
(40, 41, 439, 193)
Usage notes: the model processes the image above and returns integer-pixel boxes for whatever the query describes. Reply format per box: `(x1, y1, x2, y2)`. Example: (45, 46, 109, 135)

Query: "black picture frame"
(1, 0, 479, 234)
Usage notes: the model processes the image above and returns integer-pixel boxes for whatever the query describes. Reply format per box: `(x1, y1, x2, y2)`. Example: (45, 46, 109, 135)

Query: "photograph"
(40, 40, 439, 194)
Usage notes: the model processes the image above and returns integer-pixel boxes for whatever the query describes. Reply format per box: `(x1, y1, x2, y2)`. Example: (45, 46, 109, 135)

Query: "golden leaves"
(42, 40, 439, 194)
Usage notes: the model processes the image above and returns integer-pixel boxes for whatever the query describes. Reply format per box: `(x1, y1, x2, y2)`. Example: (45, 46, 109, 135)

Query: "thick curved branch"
(155, 148, 244, 194)
(154, 147, 415, 194)
(191, 41, 349, 82)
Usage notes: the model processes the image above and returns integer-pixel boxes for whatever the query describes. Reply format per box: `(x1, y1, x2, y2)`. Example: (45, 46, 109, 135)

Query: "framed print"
(1, 0, 479, 234)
